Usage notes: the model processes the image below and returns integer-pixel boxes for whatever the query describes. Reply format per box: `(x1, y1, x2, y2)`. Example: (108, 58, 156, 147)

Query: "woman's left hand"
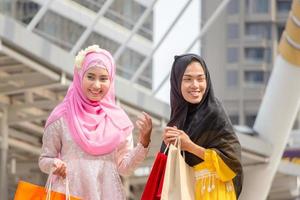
(136, 112, 152, 148)
(164, 126, 193, 152)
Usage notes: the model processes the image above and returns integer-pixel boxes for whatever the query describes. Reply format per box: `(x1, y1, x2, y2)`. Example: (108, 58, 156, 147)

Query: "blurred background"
(0, 0, 300, 199)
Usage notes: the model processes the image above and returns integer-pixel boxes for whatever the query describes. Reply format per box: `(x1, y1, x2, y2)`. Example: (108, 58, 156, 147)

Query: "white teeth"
(189, 91, 200, 97)
(90, 90, 101, 95)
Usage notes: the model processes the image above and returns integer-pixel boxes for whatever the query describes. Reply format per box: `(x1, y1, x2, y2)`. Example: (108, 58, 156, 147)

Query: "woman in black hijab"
(161, 54, 243, 199)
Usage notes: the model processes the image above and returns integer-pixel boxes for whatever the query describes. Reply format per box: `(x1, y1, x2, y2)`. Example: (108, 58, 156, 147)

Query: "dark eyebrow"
(86, 73, 108, 77)
(99, 75, 109, 78)
(183, 74, 205, 77)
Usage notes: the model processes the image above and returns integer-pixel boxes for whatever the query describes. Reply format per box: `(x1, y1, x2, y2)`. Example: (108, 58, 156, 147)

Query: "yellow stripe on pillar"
(278, 32, 300, 67)
(278, 0, 300, 68)
(292, 0, 300, 20)
(286, 17, 300, 44)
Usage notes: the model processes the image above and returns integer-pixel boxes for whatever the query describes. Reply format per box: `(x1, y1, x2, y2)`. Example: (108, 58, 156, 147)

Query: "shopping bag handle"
(163, 136, 177, 155)
(45, 168, 71, 200)
(174, 137, 186, 159)
(164, 137, 186, 159)
(163, 143, 170, 155)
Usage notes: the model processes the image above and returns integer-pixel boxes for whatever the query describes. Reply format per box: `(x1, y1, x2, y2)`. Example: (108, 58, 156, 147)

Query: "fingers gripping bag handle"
(46, 168, 71, 200)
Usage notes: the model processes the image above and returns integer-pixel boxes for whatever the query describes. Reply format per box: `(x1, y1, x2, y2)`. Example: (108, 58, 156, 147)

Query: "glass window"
(72, 0, 106, 12)
(265, 48, 272, 63)
(245, 48, 264, 61)
(256, 0, 269, 13)
(245, 23, 271, 39)
(246, 114, 256, 127)
(229, 115, 239, 125)
(249, 71, 271, 85)
(84, 32, 152, 88)
(2, 1, 40, 25)
(85, 32, 119, 54)
(277, 0, 292, 13)
(73, 0, 153, 40)
(36, 11, 85, 50)
(119, 48, 144, 76)
(244, 48, 272, 63)
(20, 1, 40, 24)
(244, 71, 264, 84)
(246, 0, 269, 14)
(227, 47, 239, 63)
(277, 25, 285, 41)
(227, 0, 239, 14)
(226, 70, 239, 87)
(227, 23, 239, 39)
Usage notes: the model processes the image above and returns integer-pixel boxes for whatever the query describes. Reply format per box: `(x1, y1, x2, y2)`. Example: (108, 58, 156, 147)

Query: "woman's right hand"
(53, 159, 67, 178)
(163, 126, 179, 146)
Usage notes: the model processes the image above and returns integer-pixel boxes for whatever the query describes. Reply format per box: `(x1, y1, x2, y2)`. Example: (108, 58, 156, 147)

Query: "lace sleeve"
(38, 119, 63, 174)
(116, 132, 149, 176)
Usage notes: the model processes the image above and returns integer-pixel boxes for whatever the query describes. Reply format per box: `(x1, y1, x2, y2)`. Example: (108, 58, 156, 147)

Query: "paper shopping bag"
(161, 140, 195, 200)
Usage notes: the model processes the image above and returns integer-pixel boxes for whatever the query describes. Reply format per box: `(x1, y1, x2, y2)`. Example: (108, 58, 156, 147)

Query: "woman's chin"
(87, 96, 102, 102)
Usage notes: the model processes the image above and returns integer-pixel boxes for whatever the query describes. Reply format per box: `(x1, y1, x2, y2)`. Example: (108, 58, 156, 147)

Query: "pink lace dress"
(39, 117, 149, 200)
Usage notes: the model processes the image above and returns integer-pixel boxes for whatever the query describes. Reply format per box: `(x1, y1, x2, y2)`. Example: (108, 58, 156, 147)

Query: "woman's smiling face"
(82, 66, 111, 101)
(181, 61, 207, 104)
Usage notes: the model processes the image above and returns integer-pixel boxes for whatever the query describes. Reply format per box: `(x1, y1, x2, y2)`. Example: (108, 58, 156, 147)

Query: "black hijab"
(160, 54, 243, 197)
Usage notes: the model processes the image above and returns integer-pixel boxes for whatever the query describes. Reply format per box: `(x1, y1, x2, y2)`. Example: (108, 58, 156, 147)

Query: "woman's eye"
(87, 76, 94, 80)
(100, 77, 109, 81)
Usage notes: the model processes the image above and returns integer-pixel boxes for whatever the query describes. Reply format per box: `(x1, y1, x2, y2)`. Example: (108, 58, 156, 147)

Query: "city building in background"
(201, 0, 299, 128)
(202, 1, 300, 199)
(0, 0, 153, 88)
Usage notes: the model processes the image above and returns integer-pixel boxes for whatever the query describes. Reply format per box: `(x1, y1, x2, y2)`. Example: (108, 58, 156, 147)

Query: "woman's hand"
(163, 126, 205, 159)
(163, 126, 193, 152)
(53, 159, 67, 179)
(136, 112, 152, 148)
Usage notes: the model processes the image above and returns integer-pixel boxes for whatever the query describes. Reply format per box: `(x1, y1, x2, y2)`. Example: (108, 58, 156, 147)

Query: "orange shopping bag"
(14, 172, 80, 200)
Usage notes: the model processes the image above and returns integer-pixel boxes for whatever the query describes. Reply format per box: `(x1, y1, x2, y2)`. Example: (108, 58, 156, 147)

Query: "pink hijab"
(45, 48, 133, 155)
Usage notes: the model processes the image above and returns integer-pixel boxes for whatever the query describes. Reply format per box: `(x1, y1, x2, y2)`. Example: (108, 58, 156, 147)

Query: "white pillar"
(240, 1, 300, 198)
(0, 107, 8, 200)
(240, 56, 300, 200)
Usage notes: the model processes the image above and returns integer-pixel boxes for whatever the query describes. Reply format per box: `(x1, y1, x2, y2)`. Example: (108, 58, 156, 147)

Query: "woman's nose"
(191, 80, 198, 87)
(94, 80, 101, 88)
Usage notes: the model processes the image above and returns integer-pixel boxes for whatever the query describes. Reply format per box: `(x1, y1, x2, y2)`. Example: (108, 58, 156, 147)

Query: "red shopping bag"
(141, 152, 167, 200)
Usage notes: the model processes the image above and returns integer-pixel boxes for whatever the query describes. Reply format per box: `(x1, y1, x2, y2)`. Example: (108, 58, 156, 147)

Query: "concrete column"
(0, 107, 8, 200)
(240, 1, 300, 199)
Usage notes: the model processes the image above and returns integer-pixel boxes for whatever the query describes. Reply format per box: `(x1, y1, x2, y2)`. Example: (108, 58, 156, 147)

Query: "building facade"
(201, 0, 299, 128)
(0, 0, 153, 88)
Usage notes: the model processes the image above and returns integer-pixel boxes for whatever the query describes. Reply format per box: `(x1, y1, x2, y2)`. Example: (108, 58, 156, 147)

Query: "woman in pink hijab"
(39, 45, 152, 199)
